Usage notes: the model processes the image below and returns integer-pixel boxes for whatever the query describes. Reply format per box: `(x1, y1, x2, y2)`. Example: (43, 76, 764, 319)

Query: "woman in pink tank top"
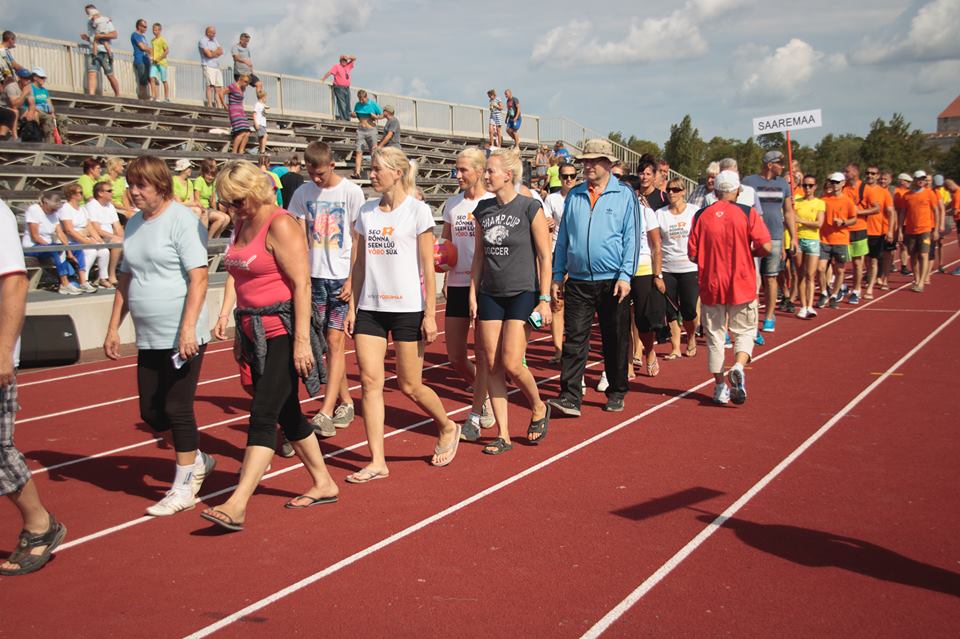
(204, 161, 338, 532)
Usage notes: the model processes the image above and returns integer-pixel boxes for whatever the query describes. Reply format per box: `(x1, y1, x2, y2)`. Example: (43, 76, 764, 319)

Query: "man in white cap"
(816, 173, 857, 309)
(900, 170, 942, 292)
(549, 138, 639, 415)
(687, 170, 772, 405)
(894, 172, 914, 275)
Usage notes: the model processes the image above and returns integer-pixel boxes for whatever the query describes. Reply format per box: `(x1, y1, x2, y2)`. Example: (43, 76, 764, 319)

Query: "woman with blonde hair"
(99, 157, 134, 222)
(469, 148, 553, 454)
(203, 160, 337, 530)
(345, 146, 460, 481)
(58, 182, 109, 286)
(441, 147, 494, 441)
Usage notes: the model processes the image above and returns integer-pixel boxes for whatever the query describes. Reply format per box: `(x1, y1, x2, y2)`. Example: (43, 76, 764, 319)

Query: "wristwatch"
(655, 274, 663, 279)
(538, 294, 552, 302)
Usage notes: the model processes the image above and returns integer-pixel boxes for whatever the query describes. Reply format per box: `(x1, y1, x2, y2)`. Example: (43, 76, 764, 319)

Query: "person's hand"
(791, 237, 799, 253)
(344, 307, 355, 338)
(293, 336, 314, 378)
(780, 246, 787, 261)
(886, 230, 895, 243)
(535, 300, 552, 326)
(213, 314, 230, 341)
(422, 314, 438, 343)
(103, 329, 121, 360)
(177, 329, 199, 361)
(468, 295, 477, 321)
(338, 279, 352, 301)
(653, 277, 666, 295)
(933, 228, 940, 241)
(546, 217, 556, 232)
(0, 352, 15, 388)
(551, 280, 564, 301)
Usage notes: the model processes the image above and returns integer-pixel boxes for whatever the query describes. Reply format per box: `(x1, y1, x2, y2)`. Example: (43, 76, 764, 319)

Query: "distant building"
(926, 95, 960, 153)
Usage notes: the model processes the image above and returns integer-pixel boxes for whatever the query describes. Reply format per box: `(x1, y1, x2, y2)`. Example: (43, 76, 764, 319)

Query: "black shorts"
(0, 107, 14, 130)
(662, 271, 699, 322)
(353, 309, 423, 342)
(476, 291, 537, 322)
(904, 232, 931, 256)
(867, 235, 884, 259)
(445, 286, 470, 318)
(630, 275, 666, 332)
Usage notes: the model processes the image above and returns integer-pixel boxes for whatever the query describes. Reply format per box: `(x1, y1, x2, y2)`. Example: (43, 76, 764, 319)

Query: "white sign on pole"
(752, 109, 823, 136)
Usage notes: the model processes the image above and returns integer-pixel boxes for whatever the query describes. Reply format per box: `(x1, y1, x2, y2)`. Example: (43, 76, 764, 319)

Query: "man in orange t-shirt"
(874, 170, 898, 291)
(841, 163, 881, 304)
(901, 170, 941, 292)
(858, 166, 896, 299)
(893, 173, 913, 275)
(817, 173, 856, 309)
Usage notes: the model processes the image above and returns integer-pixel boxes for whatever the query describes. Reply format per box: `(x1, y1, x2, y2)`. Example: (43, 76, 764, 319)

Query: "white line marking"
(178, 278, 952, 638)
(578, 309, 960, 638)
(859, 307, 955, 313)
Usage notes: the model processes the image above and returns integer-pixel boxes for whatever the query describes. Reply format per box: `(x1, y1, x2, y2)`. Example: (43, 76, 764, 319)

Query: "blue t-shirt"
(741, 174, 791, 238)
(31, 85, 52, 114)
(120, 203, 211, 350)
(354, 100, 382, 122)
(131, 32, 150, 65)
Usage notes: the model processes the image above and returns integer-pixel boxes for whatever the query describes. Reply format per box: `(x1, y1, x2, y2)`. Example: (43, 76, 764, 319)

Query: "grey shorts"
(0, 381, 30, 496)
(256, 126, 266, 138)
(759, 238, 783, 276)
(86, 51, 114, 75)
(356, 127, 378, 154)
(819, 243, 849, 263)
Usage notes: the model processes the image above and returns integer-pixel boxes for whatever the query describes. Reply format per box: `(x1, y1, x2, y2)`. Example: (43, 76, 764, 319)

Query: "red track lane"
(596, 310, 960, 638)
(1, 260, 957, 636)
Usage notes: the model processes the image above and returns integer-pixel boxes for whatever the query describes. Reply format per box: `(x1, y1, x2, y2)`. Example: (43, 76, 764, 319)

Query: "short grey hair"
(705, 161, 720, 177)
(719, 158, 738, 172)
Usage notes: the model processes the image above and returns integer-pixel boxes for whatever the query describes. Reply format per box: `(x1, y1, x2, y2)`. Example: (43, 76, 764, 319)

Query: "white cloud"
(739, 38, 824, 100)
(912, 59, 960, 94)
(853, 0, 960, 64)
(409, 77, 429, 97)
(688, 0, 754, 19)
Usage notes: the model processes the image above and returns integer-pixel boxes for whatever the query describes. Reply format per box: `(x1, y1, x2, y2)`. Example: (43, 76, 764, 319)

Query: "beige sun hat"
(575, 138, 618, 163)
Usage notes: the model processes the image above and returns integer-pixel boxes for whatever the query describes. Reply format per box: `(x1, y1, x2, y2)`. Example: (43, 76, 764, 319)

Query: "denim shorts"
(798, 238, 820, 255)
(819, 243, 849, 263)
(759, 239, 784, 276)
(311, 277, 349, 332)
(86, 51, 114, 75)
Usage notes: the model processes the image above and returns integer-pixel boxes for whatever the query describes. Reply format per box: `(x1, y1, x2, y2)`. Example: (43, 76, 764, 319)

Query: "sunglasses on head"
(666, 187, 684, 193)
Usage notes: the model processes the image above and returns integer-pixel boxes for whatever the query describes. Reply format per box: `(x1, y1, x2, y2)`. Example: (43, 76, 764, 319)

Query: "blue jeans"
(333, 85, 350, 121)
(26, 246, 84, 277)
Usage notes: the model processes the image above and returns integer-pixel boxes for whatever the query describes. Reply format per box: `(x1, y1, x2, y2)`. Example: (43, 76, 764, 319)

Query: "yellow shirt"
(151, 36, 168, 67)
(795, 197, 826, 241)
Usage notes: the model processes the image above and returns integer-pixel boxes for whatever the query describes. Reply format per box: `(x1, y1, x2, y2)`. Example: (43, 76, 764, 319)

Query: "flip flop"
(684, 346, 698, 357)
(663, 353, 682, 361)
(432, 423, 462, 467)
(200, 509, 244, 532)
(647, 358, 660, 377)
(345, 468, 389, 484)
(527, 403, 551, 444)
(284, 495, 339, 509)
(482, 437, 513, 455)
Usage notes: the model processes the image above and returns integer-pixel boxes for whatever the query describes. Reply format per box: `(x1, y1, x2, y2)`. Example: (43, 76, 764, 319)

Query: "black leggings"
(248, 334, 313, 449)
(662, 271, 699, 322)
(137, 344, 207, 453)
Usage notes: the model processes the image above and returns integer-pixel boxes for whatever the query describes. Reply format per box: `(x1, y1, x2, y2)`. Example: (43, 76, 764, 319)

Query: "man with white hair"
(689, 161, 719, 208)
(705, 158, 756, 207)
(688, 170, 772, 405)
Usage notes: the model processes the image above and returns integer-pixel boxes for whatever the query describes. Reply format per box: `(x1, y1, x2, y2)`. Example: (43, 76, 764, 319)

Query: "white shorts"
(202, 66, 223, 88)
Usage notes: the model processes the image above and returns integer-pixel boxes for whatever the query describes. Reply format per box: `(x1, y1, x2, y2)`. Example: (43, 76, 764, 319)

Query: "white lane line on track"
(177, 273, 947, 637)
(579, 307, 960, 639)
(18, 331, 447, 423)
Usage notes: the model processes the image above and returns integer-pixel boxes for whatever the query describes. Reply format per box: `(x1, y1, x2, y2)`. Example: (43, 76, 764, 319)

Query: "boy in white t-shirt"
(288, 141, 365, 436)
(253, 89, 268, 155)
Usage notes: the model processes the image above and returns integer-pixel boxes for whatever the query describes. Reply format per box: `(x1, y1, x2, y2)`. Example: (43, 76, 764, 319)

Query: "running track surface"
(3, 248, 959, 638)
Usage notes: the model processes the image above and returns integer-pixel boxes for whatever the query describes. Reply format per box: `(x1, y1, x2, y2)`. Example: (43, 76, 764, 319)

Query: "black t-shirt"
(474, 194, 541, 296)
(641, 188, 666, 211)
(280, 172, 305, 210)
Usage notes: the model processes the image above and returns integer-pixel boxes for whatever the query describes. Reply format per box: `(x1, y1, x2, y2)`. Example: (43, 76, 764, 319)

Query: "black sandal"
(0, 514, 67, 576)
(482, 437, 514, 455)
(527, 404, 551, 444)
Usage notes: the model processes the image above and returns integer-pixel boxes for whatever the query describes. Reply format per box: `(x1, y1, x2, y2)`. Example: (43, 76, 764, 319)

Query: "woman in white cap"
(29, 67, 58, 143)
(172, 159, 204, 221)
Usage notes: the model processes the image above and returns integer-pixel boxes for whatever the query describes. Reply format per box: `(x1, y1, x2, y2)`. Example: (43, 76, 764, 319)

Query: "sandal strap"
(16, 514, 60, 549)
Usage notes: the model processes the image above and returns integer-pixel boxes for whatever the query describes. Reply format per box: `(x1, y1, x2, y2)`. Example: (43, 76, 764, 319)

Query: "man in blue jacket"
(549, 139, 639, 414)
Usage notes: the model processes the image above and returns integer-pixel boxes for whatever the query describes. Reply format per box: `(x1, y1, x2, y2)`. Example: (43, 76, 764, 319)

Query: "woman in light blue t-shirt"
(103, 156, 214, 519)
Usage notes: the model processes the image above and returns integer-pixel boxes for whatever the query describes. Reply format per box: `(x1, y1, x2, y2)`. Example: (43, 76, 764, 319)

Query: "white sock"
(172, 461, 196, 495)
(194, 449, 203, 465)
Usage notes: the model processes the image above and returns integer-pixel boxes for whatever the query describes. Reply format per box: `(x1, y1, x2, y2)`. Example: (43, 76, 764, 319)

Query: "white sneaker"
(479, 402, 495, 428)
(729, 365, 747, 405)
(597, 371, 609, 392)
(59, 283, 82, 295)
(145, 489, 196, 516)
(807, 307, 818, 318)
(795, 307, 809, 319)
(713, 383, 731, 405)
(79, 282, 97, 293)
(191, 451, 216, 498)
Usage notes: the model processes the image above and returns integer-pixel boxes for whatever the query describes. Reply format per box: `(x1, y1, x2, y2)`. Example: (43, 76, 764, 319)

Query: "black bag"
(19, 315, 80, 367)
(18, 119, 43, 142)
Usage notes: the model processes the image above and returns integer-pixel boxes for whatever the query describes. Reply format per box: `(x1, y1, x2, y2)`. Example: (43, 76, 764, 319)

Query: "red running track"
(1, 249, 959, 638)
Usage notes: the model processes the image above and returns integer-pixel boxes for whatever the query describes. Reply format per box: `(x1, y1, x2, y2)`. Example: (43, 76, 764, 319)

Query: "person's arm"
(0, 270, 28, 388)
(530, 208, 553, 325)
(377, 129, 394, 148)
(158, 42, 168, 63)
(213, 273, 236, 341)
(784, 194, 798, 250)
(649, 228, 665, 295)
(339, 230, 360, 302)
(346, 232, 365, 338)
(60, 218, 91, 244)
(884, 202, 896, 242)
(27, 222, 46, 246)
(103, 271, 131, 359)
(468, 219, 484, 320)
(135, 37, 151, 54)
(176, 266, 208, 361)
(418, 230, 438, 343)
(551, 197, 571, 300)
(514, 99, 521, 119)
(320, 70, 331, 82)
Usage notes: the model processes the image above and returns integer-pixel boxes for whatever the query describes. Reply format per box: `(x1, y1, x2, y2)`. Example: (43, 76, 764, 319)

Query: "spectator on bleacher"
(504, 89, 521, 149)
(0, 73, 22, 141)
(58, 183, 109, 287)
(198, 26, 226, 109)
(321, 54, 356, 121)
(193, 158, 229, 238)
(534, 145, 549, 190)
(278, 155, 304, 209)
(81, 5, 121, 97)
(83, 181, 123, 286)
(487, 89, 503, 148)
(149, 23, 170, 102)
(377, 105, 400, 149)
(258, 154, 282, 206)
(0, 31, 25, 78)
(254, 89, 268, 155)
(545, 155, 561, 194)
(78, 156, 102, 201)
(350, 89, 381, 179)
(5, 69, 41, 142)
(172, 159, 204, 219)
(99, 157, 132, 222)
(130, 19, 152, 101)
(103, 155, 214, 517)
(226, 75, 251, 154)
(553, 140, 571, 163)
(231, 33, 262, 93)
(29, 68, 58, 144)
(20, 193, 91, 295)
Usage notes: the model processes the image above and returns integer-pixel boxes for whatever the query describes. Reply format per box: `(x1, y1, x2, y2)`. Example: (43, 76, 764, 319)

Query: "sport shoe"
(952, 267, 960, 276)
(596, 371, 609, 392)
(79, 282, 97, 293)
(900, 266, 910, 276)
(713, 383, 730, 405)
(829, 297, 839, 309)
(310, 411, 336, 437)
(547, 396, 581, 417)
(278, 437, 295, 458)
(782, 300, 796, 314)
(479, 402, 495, 428)
(331, 403, 354, 428)
(145, 489, 195, 516)
(837, 284, 847, 302)
(807, 307, 818, 318)
(795, 307, 809, 319)
(728, 365, 747, 405)
(191, 451, 216, 498)
(460, 414, 481, 442)
(724, 334, 732, 349)
(59, 283, 82, 295)
(754, 332, 765, 346)
(848, 292, 860, 305)
(815, 294, 828, 309)
(603, 396, 624, 412)
(761, 318, 775, 332)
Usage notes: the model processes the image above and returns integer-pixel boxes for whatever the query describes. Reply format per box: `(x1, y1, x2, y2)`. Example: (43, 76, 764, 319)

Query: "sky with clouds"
(3, 0, 959, 148)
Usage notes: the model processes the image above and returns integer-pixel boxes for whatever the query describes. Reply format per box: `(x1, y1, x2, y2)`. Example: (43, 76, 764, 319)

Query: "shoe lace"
(333, 404, 349, 418)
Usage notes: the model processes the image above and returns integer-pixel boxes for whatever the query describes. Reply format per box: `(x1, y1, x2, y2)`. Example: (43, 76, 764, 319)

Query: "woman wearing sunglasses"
(793, 175, 825, 318)
(655, 178, 699, 359)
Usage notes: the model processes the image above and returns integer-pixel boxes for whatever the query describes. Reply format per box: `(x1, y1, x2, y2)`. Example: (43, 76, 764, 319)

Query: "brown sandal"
(0, 514, 67, 576)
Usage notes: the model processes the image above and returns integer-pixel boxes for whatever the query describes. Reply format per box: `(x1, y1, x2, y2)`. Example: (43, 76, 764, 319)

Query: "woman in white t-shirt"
(440, 147, 495, 441)
(656, 178, 700, 359)
(21, 193, 91, 295)
(58, 183, 109, 286)
(345, 146, 461, 481)
(84, 181, 125, 287)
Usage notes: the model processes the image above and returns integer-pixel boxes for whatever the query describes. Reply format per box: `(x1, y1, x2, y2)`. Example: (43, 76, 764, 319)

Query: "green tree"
(810, 133, 864, 181)
(663, 115, 705, 178)
(859, 114, 930, 174)
(936, 139, 960, 180)
(735, 137, 763, 176)
(608, 131, 662, 163)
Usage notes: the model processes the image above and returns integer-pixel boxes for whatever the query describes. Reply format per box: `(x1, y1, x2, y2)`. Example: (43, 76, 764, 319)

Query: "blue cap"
(15, 68, 32, 78)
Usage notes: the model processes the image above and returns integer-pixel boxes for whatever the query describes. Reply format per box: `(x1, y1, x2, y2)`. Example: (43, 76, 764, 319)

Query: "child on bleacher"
(254, 89, 268, 155)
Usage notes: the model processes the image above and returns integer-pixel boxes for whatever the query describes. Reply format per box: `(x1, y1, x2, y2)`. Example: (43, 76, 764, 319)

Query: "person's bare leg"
(394, 340, 458, 465)
(202, 445, 272, 523)
(668, 320, 681, 357)
(285, 435, 338, 505)
(163, 81, 170, 100)
(354, 150, 362, 177)
(682, 319, 697, 353)
(763, 275, 777, 321)
(107, 74, 120, 96)
(829, 260, 846, 298)
(86, 72, 97, 95)
(0, 480, 54, 572)
(354, 334, 388, 476)
(479, 320, 510, 446)
(550, 300, 564, 359)
(445, 317, 476, 387)
(150, 78, 158, 100)
(319, 328, 348, 419)
(500, 320, 547, 442)
(852, 256, 864, 296)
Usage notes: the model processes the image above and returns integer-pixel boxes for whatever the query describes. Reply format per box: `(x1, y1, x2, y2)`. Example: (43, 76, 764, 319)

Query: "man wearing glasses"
(841, 163, 882, 305)
(543, 165, 578, 363)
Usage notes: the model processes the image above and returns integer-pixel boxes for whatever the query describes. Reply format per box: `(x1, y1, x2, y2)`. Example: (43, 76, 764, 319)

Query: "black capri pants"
(248, 333, 314, 449)
(662, 271, 699, 323)
(137, 344, 207, 453)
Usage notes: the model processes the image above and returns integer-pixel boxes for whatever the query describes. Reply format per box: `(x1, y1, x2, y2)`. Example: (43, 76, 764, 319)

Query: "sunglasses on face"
(561, 175, 577, 180)
(218, 198, 244, 211)
(802, 183, 817, 188)
(666, 187, 684, 193)
(866, 171, 878, 175)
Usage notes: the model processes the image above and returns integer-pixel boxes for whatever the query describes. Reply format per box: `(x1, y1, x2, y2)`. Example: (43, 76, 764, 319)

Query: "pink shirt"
(328, 62, 353, 87)
(225, 209, 293, 339)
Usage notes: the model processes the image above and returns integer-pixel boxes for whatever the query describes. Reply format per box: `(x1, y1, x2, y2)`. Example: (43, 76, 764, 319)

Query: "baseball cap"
(173, 159, 193, 172)
(575, 139, 617, 163)
(31, 67, 46, 78)
(897, 173, 912, 182)
(15, 68, 32, 79)
(828, 172, 845, 183)
(762, 150, 784, 164)
(382, 104, 395, 114)
(715, 170, 740, 192)
(913, 170, 927, 179)
(933, 174, 944, 186)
